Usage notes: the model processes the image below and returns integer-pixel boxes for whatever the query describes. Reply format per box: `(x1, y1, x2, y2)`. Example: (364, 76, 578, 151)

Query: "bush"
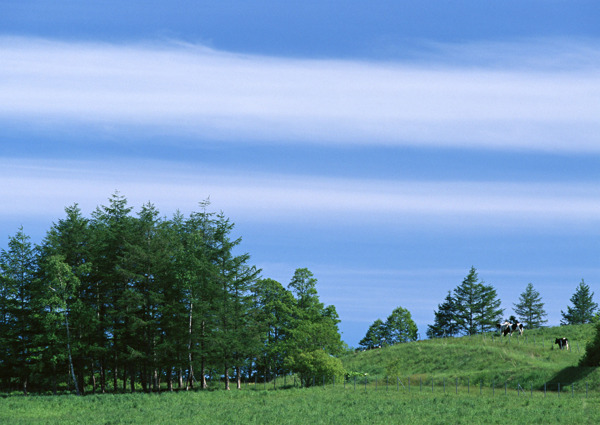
(289, 350, 345, 387)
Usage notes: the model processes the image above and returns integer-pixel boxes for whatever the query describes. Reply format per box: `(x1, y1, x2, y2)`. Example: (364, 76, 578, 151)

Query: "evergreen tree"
(427, 291, 459, 338)
(513, 283, 547, 328)
(0, 228, 38, 394)
(453, 267, 503, 335)
(561, 279, 598, 325)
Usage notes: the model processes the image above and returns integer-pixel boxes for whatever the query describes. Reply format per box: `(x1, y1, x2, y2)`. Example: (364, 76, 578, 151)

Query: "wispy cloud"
(1, 37, 599, 152)
(1, 159, 599, 228)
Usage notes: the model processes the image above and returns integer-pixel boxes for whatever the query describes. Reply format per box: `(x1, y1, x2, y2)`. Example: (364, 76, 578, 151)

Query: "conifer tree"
(427, 291, 459, 338)
(453, 267, 503, 335)
(561, 279, 598, 325)
(513, 283, 547, 328)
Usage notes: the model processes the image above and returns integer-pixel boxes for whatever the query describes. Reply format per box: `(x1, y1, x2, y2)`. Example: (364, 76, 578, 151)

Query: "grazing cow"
(497, 321, 512, 336)
(511, 322, 524, 336)
(555, 338, 569, 350)
(496, 321, 524, 336)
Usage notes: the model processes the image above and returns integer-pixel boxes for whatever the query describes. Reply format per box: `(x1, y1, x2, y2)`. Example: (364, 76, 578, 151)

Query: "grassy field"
(1, 324, 598, 424)
(1, 387, 599, 425)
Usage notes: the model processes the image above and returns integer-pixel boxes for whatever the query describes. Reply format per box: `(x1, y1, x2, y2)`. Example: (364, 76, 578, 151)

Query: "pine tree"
(453, 267, 503, 335)
(0, 228, 38, 394)
(513, 283, 547, 328)
(561, 279, 598, 325)
(427, 291, 459, 338)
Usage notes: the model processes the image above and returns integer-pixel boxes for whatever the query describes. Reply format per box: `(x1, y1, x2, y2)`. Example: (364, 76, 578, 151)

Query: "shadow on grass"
(541, 366, 596, 390)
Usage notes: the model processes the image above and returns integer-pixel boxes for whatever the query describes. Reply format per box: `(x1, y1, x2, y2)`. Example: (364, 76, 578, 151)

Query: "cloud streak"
(1, 159, 599, 229)
(1, 37, 599, 152)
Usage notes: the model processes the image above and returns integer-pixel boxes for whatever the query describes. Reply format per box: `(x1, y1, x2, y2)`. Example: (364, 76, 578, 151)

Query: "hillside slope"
(342, 324, 599, 389)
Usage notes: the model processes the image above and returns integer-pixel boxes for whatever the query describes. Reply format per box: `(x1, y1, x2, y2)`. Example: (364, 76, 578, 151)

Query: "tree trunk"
(65, 314, 80, 395)
(200, 321, 207, 389)
(100, 359, 106, 393)
(224, 365, 230, 390)
(236, 366, 241, 390)
(167, 367, 173, 392)
(186, 301, 194, 391)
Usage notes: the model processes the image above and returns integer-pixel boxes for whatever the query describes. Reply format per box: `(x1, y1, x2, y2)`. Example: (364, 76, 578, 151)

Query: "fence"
(240, 374, 594, 399)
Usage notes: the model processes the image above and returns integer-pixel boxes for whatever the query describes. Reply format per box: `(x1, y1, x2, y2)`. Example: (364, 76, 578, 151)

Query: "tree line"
(0, 194, 344, 395)
(359, 266, 599, 349)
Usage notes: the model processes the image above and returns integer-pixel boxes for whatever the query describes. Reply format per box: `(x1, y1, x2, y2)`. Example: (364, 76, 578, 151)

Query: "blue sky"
(1, 0, 600, 346)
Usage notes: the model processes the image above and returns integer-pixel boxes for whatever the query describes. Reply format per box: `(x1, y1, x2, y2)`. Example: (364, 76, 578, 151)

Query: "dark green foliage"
(561, 279, 598, 325)
(0, 194, 343, 394)
(427, 291, 459, 338)
(580, 321, 600, 366)
(513, 283, 547, 328)
(359, 318, 386, 349)
(453, 267, 503, 335)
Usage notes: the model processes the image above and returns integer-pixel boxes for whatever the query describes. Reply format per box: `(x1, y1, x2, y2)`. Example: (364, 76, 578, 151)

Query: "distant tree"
(427, 291, 459, 338)
(561, 279, 598, 325)
(359, 318, 386, 349)
(454, 267, 503, 335)
(383, 306, 418, 344)
(513, 283, 547, 328)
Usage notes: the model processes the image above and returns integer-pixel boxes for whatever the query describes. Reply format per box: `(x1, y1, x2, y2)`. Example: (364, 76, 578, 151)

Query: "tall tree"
(286, 269, 343, 380)
(427, 291, 459, 338)
(89, 192, 134, 392)
(0, 228, 38, 394)
(252, 278, 297, 377)
(453, 267, 503, 335)
(561, 279, 598, 325)
(383, 306, 418, 344)
(39, 204, 94, 393)
(513, 283, 547, 328)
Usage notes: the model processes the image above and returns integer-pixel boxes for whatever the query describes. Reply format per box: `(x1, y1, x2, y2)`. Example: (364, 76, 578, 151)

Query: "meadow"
(1, 324, 598, 425)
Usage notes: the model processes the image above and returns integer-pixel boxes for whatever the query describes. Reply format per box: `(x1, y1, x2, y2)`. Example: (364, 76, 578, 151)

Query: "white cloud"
(1, 159, 599, 229)
(1, 37, 599, 151)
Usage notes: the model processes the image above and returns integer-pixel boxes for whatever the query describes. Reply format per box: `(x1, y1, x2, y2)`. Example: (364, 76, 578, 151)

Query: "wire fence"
(240, 374, 595, 399)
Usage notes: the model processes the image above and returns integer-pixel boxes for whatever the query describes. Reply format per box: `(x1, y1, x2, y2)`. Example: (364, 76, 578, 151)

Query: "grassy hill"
(341, 324, 600, 390)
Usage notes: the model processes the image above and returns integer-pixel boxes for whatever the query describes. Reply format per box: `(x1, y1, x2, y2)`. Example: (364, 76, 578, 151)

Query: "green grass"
(1, 387, 599, 425)
(1, 324, 598, 424)
(342, 324, 600, 390)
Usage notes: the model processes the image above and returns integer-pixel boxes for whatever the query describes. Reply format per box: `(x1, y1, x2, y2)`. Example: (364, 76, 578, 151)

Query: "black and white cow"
(497, 321, 524, 336)
(510, 322, 524, 336)
(555, 338, 569, 350)
(497, 321, 512, 336)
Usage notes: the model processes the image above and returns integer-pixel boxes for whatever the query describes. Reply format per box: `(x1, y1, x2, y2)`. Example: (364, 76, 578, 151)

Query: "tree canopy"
(0, 194, 343, 394)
